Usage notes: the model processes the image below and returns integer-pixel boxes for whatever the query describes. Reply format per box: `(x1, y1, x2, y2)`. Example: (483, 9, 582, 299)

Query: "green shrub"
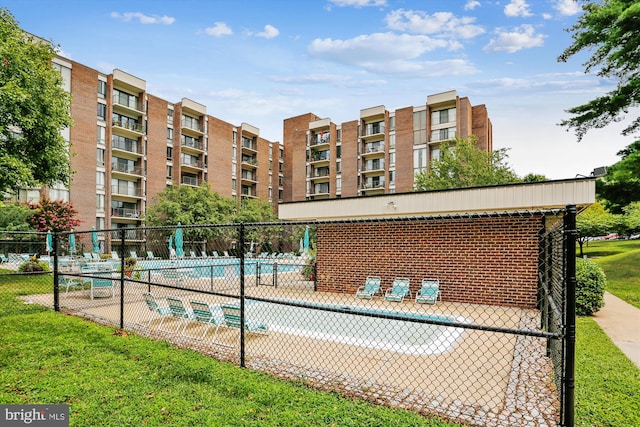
(576, 258, 606, 316)
(18, 256, 50, 273)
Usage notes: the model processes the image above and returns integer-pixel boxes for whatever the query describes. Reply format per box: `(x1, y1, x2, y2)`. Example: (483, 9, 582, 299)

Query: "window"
(430, 146, 441, 162)
(96, 194, 105, 212)
(413, 147, 427, 175)
(336, 177, 341, 192)
(96, 171, 105, 190)
(431, 108, 456, 125)
(431, 127, 456, 142)
(166, 147, 172, 160)
(97, 103, 106, 120)
(96, 217, 105, 231)
(98, 80, 107, 99)
(336, 145, 341, 159)
(166, 165, 173, 179)
(389, 116, 395, 131)
(389, 134, 396, 149)
(167, 108, 173, 121)
(389, 170, 395, 184)
(231, 179, 236, 190)
(336, 160, 341, 173)
(389, 152, 396, 166)
(96, 148, 105, 167)
(167, 127, 173, 141)
(97, 125, 106, 144)
(413, 110, 427, 145)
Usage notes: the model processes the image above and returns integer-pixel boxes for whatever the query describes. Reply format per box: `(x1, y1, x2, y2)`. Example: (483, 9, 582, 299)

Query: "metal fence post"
(239, 222, 246, 368)
(119, 228, 126, 330)
(53, 232, 59, 312)
(563, 204, 577, 427)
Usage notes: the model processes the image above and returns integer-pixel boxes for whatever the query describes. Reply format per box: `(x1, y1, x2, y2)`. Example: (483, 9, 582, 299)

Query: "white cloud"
(464, 1, 481, 11)
(205, 22, 233, 37)
(542, 13, 552, 20)
(327, 0, 387, 7)
(255, 24, 280, 39)
(504, 0, 533, 17)
(385, 9, 484, 39)
(269, 74, 386, 88)
(483, 25, 544, 53)
(310, 32, 456, 64)
(554, 0, 581, 16)
(96, 61, 116, 74)
(110, 12, 175, 25)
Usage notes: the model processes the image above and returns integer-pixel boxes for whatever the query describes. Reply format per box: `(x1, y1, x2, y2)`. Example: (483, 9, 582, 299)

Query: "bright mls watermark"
(0, 405, 68, 426)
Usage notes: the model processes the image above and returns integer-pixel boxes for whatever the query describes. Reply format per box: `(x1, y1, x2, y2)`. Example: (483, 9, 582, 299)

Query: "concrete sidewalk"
(592, 292, 640, 369)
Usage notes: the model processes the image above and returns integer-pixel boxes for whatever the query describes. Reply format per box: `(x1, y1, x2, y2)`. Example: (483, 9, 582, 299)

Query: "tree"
(522, 173, 548, 183)
(414, 136, 520, 191)
(557, 0, 640, 141)
(29, 198, 80, 232)
(0, 9, 73, 195)
(596, 140, 640, 213)
(576, 201, 617, 256)
(622, 201, 640, 235)
(0, 201, 34, 232)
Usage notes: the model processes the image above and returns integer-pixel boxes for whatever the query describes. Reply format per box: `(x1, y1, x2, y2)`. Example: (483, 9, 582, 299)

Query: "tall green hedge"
(576, 258, 607, 316)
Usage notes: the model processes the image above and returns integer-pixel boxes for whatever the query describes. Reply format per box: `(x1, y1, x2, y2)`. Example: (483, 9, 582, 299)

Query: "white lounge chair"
(415, 278, 441, 304)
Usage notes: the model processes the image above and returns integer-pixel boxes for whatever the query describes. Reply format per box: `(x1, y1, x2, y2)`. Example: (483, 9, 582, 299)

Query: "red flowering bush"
(29, 198, 80, 232)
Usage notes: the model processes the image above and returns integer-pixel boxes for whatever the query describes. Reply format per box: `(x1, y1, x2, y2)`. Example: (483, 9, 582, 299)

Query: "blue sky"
(4, 0, 635, 179)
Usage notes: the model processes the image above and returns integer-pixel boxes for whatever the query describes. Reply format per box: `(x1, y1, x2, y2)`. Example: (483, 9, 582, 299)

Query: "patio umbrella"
(68, 231, 76, 255)
(303, 226, 310, 253)
(299, 238, 304, 254)
(91, 226, 99, 253)
(46, 230, 53, 255)
(168, 234, 174, 258)
(174, 223, 184, 258)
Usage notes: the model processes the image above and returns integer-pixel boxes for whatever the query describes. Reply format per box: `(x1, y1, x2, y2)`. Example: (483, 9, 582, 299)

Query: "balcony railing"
(181, 176, 200, 186)
(362, 161, 385, 172)
(363, 122, 385, 136)
(311, 168, 330, 178)
(111, 208, 140, 218)
(241, 157, 258, 166)
(181, 118, 204, 133)
(111, 164, 143, 175)
(181, 138, 203, 151)
(180, 158, 204, 169)
(241, 171, 257, 181)
(112, 138, 142, 154)
(112, 93, 144, 112)
(112, 118, 144, 134)
(363, 143, 385, 154)
(362, 180, 385, 189)
(241, 140, 257, 151)
(111, 186, 143, 197)
(310, 134, 330, 146)
(310, 151, 330, 162)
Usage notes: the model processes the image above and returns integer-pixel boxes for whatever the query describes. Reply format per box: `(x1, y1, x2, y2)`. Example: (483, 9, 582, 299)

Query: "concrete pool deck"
(25, 275, 559, 426)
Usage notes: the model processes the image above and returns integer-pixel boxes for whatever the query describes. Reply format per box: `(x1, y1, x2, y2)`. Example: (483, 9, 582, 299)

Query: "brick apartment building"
(14, 56, 283, 249)
(282, 90, 492, 201)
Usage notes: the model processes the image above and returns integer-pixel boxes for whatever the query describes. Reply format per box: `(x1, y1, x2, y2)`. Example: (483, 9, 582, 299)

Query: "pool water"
(246, 301, 467, 355)
(139, 258, 301, 278)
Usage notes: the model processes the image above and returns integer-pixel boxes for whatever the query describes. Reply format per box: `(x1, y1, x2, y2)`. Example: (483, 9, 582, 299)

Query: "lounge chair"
(190, 251, 197, 258)
(0, 254, 8, 263)
(146, 251, 156, 259)
(384, 278, 411, 302)
(135, 292, 170, 328)
(223, 251, 230, 257)
(355, 276, 382, 299)
(130, 251, 138, 259)
(158, 296, 194, 334)
(201, 250, 209, 258)
(415, 278, 441, 304)
(83, 253, 92, 260)
(91, 253, 102, 261)
(187, 300, 225, 341)
(59, 275, 86, 296)
(110, 251, 120, 260)
(160, 268, 186, 286)
(90, 272, 115, 300)
(221, 304, 268, 347)
(211, 251, 219, 257)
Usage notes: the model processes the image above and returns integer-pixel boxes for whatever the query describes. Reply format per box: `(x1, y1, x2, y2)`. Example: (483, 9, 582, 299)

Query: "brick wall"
(315, 215, 543, 308)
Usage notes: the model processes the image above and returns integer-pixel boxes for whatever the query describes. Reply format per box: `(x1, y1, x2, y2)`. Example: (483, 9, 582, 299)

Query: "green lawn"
(580, 239, 640, 309)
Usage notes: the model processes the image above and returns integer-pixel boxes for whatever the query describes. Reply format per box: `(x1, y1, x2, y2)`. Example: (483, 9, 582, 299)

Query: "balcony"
(361, 160, 385, 174)
(181, 117, 204, 136)
(241, 156, 258, 169)
(310, 133, 330, 147)
(112, 138, 143, 156)
(310, 167, 330, 181)
(180, 157, 205, 171)
(112, 117, 145, 138)
(181, 136, 204, 152)
(361, 142, 385, 157)
(310, 150, 330, 165)
(361, 122, 385, 139)
(181, 175, 201, 187)
(111, 185, 143, 198)
(111, 163, 143, 177)
(241, 139, 257, 153)
(112, 91, 144, 116)
(241, 186, 257, 198)
(111, 207, 141, 219)
(241, 171, 257, 182)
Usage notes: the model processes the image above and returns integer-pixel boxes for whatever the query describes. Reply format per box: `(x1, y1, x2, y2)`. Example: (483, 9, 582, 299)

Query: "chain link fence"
(0, 207, 576, 426)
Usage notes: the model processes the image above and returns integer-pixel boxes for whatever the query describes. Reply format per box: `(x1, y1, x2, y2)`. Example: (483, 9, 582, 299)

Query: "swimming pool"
(139, 258, 302, 278)
(245, 301, 467, 355)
